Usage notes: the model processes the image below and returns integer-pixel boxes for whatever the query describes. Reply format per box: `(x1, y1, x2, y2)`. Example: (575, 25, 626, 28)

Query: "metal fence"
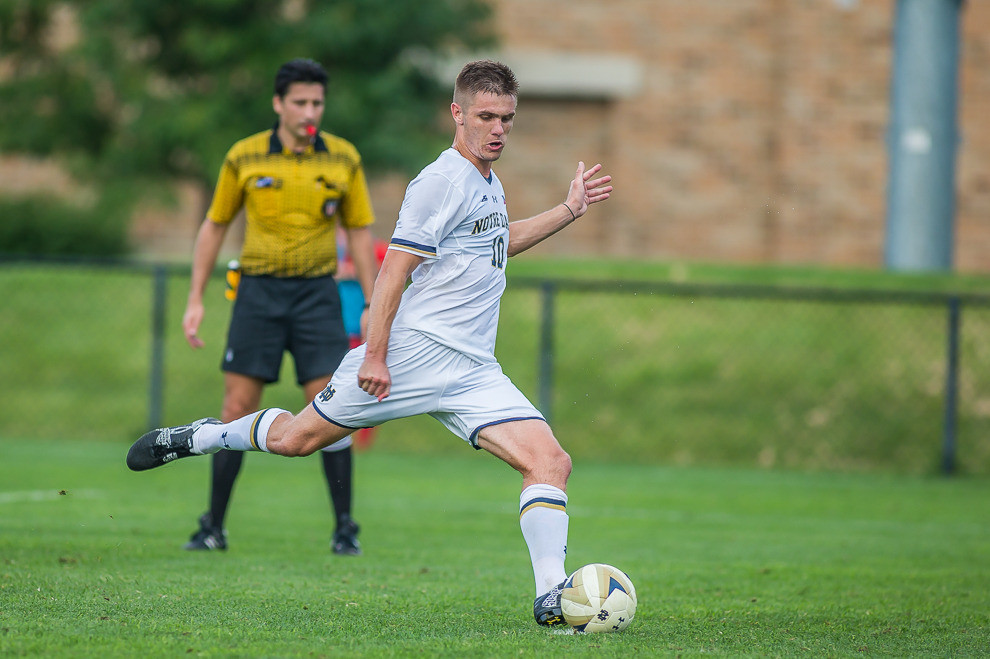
(506, 277, 990, 476)
(3, 257, 990, 475)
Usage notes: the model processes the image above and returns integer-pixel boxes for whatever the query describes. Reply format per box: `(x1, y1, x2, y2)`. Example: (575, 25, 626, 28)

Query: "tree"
(0, 0, 494, 254)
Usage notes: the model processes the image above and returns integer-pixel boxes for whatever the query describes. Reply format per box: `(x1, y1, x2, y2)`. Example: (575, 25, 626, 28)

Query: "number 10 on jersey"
(491, 236, 505, 269)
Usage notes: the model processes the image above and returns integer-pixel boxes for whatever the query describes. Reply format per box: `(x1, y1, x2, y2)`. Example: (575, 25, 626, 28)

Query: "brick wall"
(484, 0, 990, 271)
(956, 0, 990, 271)
(4, 1, 987, 272)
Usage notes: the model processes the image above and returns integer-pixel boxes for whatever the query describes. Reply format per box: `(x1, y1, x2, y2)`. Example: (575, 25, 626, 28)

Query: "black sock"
(208, 450, 244, 528)
(321, 446, 353, 528)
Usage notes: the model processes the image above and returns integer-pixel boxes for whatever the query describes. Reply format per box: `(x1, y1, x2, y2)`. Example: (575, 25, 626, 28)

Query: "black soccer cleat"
(331, 516, 362, 556)
(183, 512, 228, 551)
(533, 581, 567, 627)
(126, 417, 221, 471)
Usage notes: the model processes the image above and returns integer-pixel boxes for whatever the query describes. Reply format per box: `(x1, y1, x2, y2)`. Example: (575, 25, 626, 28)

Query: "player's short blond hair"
(453, 60, 519, 108)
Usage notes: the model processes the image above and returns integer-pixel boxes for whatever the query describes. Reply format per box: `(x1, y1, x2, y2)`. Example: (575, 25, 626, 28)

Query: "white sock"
(519, 484, 569, 596)
(191, 408, 289, 454)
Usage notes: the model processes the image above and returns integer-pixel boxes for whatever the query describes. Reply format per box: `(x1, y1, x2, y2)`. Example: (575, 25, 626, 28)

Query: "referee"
(180, 58, 378, 555)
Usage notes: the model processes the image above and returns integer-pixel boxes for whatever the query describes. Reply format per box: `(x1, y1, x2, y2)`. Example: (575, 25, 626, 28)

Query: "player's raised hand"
(565, 161, 613, 218)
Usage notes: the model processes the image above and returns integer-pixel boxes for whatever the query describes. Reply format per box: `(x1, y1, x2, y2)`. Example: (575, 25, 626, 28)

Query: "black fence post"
(941, 296, 961, 475)
(148, 264, 167, 431)
(538, 281, 556, 424)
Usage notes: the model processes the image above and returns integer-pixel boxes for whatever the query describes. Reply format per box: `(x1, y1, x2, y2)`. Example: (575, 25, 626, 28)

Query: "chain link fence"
(502, 279, 990, 475)
(3, 259, 989, 475)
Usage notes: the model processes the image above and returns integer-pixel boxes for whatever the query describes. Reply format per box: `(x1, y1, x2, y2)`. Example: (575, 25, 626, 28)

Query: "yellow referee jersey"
(206, 128, 375, 277)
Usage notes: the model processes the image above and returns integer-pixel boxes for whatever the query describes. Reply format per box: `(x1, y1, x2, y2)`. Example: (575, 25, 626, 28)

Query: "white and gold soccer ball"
(560, 563, 637, 633)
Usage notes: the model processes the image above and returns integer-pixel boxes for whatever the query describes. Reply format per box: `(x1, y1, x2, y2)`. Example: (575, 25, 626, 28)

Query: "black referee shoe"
(331, 516, 362, 556)
(126, 418, 220, 471)
(183, 513, 228, 551)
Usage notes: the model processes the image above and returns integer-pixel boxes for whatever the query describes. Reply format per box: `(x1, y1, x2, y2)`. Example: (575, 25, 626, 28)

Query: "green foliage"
(1, 1, 493, 181)
(0, 1, 494, 254)
(0, 64, 113, 159)
(1, 441, 988, 656)
(0, 194, 129, 256)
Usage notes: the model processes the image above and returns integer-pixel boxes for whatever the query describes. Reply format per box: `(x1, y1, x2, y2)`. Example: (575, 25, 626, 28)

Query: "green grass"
(4, 259, 990, 473)
(1, 438, 988, 657)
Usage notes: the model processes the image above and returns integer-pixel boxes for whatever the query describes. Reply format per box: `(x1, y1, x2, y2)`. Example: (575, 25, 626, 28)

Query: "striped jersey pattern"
(206, 128, 375, 277)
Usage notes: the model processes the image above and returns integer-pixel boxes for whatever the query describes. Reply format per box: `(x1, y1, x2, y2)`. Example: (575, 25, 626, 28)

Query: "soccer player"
(178, 58, 378, 555)
(128, 59, 613, 626)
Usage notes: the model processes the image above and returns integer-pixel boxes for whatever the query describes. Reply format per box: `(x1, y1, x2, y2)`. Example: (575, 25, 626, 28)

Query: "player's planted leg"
(521, 483, 570, 626)
(477, 420, 572, 627)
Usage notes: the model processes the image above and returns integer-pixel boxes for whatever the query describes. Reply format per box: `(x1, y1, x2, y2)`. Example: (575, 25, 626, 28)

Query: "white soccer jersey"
(388, 148, 509, 364)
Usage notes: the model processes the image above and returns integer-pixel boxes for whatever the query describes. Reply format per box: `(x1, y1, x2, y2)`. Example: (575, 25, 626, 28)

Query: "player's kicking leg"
(126, 417, 223, 471)
(476, 419, 573, 627)
(126, 404, 352, 471)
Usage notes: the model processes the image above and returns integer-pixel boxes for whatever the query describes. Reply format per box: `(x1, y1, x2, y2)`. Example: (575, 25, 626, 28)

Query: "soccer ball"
(560, 563, 637, 633)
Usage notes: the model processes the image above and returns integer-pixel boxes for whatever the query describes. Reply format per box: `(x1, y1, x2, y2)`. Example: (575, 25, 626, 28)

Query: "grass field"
(1, 438, 988, 657)
(4, 260, 990, 473)
(2, 258, 990, 655)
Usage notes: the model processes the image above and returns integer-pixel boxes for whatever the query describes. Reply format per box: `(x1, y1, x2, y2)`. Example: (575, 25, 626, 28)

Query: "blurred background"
(2, 0, 988, 268)
(2, 0, 990, 475)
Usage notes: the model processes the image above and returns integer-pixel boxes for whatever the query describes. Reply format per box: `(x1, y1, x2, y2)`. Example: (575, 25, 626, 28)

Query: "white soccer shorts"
(310, 328, 545, 447)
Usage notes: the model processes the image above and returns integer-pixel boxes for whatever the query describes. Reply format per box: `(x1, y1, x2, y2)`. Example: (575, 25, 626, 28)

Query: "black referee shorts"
(222, 274, 350, 385)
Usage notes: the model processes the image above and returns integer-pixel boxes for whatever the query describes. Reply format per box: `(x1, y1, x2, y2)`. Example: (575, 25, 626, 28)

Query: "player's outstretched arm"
(357, 248, 423, 401)
(507, 161, 613, 257)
